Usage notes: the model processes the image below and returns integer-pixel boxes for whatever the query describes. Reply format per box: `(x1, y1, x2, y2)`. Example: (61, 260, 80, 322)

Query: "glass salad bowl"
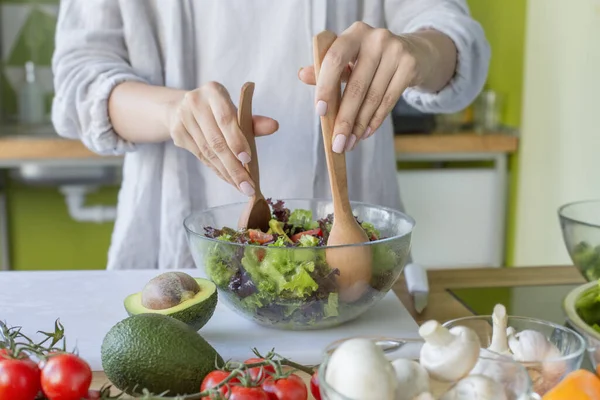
(318, 337, 535, 400)
(443, 315, 585, 396)
(558, 199, 600, 282)
(184, 198, 414, 330)
(563, 281, 600, 370)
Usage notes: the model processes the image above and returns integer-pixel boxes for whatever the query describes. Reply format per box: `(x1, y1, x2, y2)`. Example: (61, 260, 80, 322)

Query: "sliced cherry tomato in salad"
(261, 374, 308, 400)
(201, 370, 239, 399)
(290, 229, 322, 243)
(310, 370, 321, 400)
(229, 385, 269, 400)
(248, 230, 275, 245)
(41, 353, 92, 400)
(256, 248, 267, 262)
(244, 358, 275, 382)
(0, 358, 41, 400)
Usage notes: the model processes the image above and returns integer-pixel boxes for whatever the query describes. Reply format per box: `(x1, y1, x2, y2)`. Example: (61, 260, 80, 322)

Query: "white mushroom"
(439, 375, 508, 400)
(325, 338, 397, 400)
(470, 305, 518, 398)
(419, 320, 481, 382)
(507, 329, 566, 395)
(391, 358, 430, 400)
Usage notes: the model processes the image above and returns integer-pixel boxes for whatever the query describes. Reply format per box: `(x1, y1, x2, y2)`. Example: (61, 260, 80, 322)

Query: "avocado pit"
(141, 271, 201, 310)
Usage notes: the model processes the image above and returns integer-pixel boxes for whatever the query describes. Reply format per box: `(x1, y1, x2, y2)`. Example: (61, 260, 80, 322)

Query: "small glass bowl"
(443, 316, 586, 396)
(317, 336, 535, 400)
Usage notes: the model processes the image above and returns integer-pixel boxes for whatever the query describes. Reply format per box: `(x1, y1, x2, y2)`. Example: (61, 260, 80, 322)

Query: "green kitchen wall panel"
(0, 69, 17, 118)
(7, 180, 119, 271)
(6, 7, 57, 67)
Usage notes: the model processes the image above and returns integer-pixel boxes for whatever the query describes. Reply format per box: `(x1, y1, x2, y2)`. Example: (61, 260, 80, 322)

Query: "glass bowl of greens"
(558, 199, 600, 282)
(563, 281, 600, 369)
(184, 198, 414, 330)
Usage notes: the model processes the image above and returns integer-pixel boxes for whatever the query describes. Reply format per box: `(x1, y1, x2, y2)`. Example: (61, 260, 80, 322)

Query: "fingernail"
(365, 127, 373, 138)
(298, 67, 303, 78)
(237, 152, 251, 164)
(240, 181, 255, 196)
(316, 100, 327, 116)
(346, 134, 357, 151)
(332, 135, 347, 154)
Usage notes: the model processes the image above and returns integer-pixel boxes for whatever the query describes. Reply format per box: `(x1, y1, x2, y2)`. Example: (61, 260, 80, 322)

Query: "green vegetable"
(324, 293, 339, 318)
(361, 221, 380, 239)
(101, 314, 223, 395)
(289, 209, 319, 231)
(269, 219, 293, 243)
(572, 241, 600, 281)
(205, 243, 237, 287)
(299, 234, 319, 247)
(123, 277, 217, 331)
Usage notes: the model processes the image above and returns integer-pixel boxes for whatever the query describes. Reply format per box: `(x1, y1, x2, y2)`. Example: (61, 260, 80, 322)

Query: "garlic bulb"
(507, 329, 567, 394)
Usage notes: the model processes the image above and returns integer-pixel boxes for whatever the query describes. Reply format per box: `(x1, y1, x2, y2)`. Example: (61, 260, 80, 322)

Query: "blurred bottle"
(473, 90, 505, 134)
(18, 61, 46, 125)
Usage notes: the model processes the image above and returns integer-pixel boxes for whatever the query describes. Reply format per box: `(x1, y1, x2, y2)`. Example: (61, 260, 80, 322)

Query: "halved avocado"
(124, 277, 218, 331)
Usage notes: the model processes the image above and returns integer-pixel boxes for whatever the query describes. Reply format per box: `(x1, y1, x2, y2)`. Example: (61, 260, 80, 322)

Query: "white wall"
(514, 0, 600, 266)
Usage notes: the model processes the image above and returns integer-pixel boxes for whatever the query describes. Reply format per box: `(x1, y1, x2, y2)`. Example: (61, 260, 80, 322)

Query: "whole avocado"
(101, 313, 223, 395)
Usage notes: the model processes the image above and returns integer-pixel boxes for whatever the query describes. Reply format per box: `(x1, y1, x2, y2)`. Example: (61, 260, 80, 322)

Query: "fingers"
(253, 116, 279, 136)
(193, 97, 256, 196)
(314, 22, 367, 117)
(367, 57, 414, 135)
(298, 64, 353, 86)
(171, 119, 232, 184)
(332, 41, 383, 153)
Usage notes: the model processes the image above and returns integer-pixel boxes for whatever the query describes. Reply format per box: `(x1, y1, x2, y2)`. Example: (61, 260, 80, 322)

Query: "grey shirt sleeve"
(385, 0, 491, 114)
(51, 0, 148, 155)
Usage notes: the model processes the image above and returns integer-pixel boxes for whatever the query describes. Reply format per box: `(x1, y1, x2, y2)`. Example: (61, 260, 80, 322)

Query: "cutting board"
(0, 270, 420, 370)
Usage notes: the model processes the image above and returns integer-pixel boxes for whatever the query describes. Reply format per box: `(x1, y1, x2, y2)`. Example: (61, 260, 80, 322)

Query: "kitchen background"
(1, 0, 595, 273)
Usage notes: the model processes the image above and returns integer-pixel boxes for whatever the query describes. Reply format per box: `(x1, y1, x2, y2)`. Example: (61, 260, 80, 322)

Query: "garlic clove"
(391, 358, 430, 400)
(439, 375, 508, 400)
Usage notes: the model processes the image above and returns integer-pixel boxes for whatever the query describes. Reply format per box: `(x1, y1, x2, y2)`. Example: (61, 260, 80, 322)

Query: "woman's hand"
(167, 81, 279, 196)
(299, 22, 456, 153)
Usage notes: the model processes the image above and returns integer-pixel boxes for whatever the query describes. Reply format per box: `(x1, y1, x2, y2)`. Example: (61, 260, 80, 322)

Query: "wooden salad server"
(313, 31, 372, 302)
(237, 82, 271, 232)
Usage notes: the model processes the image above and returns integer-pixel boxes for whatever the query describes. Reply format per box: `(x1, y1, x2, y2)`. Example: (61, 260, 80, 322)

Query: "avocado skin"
(101, 313, 224, 396)
(124, 278, 218, 331)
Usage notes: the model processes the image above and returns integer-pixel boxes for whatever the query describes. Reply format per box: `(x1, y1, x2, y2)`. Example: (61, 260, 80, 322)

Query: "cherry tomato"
(0, 358, 41, 400)
(41, 353, 92, 400)
(310, 370, 321, 400)
(261, 374, 307, 400)
(244, 358, 275, 383)
(248, 230, 274, 245)
(201, 370, 239, 399)
(290, 229, 322, 243)
(229, 385, 269, 400)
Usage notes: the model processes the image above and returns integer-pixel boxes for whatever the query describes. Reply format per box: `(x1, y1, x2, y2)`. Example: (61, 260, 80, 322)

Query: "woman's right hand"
(167, 81, 279, 196)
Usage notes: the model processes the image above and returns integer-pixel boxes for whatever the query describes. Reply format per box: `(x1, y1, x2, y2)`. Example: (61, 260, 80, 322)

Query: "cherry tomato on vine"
(201, 370, 240, 399)
(261, 374, 308, 400)
(310, 370, 321, 400)
(40, 353, 92, 400)
(244, 358, 275, 382)
(0, 358, 41, 400)
(229, 385, 269, 400)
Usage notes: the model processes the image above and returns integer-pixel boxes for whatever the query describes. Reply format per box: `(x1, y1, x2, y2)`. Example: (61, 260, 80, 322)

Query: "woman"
(52, 1, 489, 270)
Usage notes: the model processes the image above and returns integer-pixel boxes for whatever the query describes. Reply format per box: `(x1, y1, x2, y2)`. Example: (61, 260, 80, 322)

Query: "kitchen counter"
(90, 265, 585, 397)
(0, 130, 519, 162)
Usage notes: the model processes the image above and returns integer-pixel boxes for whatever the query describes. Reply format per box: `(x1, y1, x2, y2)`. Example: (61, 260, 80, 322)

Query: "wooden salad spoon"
(313, 31, 373, 302)
(237, 82, 271, 232)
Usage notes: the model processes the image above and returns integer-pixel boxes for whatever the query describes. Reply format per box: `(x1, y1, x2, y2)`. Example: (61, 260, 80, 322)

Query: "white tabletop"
(0, 270, 420, 370)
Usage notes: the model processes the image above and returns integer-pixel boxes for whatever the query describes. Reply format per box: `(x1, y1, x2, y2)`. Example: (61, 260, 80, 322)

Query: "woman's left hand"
(299, 22, 446, 153)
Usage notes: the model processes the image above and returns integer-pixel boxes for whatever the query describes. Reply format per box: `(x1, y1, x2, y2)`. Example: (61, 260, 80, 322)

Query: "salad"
(575, 278, 600, 334)
(572, 241, 600, 282)
(202, 199, 404, 327)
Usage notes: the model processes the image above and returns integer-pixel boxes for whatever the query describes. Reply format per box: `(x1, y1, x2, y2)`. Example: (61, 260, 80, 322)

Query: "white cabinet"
(397, 156, 507, 269)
